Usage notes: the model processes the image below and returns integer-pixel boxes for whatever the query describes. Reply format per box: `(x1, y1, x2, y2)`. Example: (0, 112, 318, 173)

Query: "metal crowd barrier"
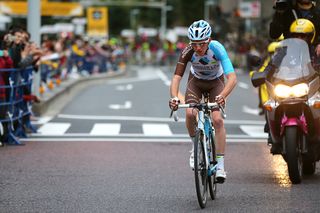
(0, 66, 37, 145)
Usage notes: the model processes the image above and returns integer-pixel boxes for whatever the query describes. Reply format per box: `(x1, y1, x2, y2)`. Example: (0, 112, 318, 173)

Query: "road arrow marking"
(116, 84, 133, 91)
(109, 101, 132, 110)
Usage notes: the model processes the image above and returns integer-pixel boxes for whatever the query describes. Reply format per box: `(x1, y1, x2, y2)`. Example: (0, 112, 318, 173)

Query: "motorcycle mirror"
(251, 71, 266, 87)
(248, 54, 262, 68)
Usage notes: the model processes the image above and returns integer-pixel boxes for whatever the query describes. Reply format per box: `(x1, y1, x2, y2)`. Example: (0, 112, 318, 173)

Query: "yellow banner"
(87, 7, 109, 37)
(0, 1, 83, 16)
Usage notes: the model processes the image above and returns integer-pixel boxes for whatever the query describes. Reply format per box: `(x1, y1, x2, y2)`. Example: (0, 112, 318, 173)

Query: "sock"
(216, 154, 224, 170)
(190, 136, 195, 143)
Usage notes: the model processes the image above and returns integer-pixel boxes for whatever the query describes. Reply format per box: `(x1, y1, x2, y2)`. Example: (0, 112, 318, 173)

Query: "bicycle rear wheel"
(208, 132, 217, 200)
(194, 130, 208, 208)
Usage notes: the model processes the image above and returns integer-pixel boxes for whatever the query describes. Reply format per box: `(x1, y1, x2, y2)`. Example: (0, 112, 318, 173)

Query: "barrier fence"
(0, 66, 37, 145)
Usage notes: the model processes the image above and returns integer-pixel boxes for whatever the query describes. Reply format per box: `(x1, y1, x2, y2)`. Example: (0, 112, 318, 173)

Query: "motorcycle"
(251, 38, 320, 184)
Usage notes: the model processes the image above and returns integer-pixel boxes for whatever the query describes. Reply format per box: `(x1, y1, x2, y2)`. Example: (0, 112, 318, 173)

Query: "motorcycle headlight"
(291, 83, 309, 97)
(274, 83, 309, 98)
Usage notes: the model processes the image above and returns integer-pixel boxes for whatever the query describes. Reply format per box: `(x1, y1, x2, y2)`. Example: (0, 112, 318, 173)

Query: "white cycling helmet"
(188, 20, 212, 41)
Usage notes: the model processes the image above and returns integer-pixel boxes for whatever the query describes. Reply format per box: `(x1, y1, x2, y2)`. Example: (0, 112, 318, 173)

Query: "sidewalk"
(32, 69, 127, 116)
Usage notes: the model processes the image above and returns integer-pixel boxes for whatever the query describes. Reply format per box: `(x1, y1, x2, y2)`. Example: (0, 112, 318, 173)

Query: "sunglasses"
(189, 39, 210, 47)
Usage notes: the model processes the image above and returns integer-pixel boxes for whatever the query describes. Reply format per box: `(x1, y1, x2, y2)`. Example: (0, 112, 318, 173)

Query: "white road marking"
(21, 137, 267, 143)
(109, 101, 132, 110)
(240, 125, 268, 138)
(31, 116, 53, 125)
(115, 84, 133, 91)
(156, 70, 171, 86)
(242, 105, 260, 116)
(238, 82, 250, 89)
(37, 123, 70, 135)
(142, 124, 173, 136)
(57, 114, 265, 124)
(90, 123, 121, 135)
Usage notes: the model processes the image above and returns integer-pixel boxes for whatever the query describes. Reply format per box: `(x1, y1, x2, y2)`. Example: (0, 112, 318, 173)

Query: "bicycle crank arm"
(208, 164, 218, 176)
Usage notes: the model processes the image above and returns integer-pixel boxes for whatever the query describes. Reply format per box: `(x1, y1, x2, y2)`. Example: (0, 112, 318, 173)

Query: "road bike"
(171, 93, 226, 208)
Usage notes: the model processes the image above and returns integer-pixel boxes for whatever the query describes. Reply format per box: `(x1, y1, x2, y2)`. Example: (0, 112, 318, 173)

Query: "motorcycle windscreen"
(272, 38, 316, 84)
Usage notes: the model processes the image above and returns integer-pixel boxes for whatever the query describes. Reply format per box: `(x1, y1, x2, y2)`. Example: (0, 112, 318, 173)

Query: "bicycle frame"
(198, 108, 215, 176)
(174, 102, 221, 176)
(171, 99, 225, 208)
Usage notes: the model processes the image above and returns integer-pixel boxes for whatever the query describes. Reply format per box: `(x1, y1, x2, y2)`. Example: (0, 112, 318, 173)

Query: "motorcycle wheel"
(284, 126, 302, 184)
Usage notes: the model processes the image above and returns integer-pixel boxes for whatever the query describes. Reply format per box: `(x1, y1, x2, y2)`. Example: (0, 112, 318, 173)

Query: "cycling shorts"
(185, 73, 225, 110)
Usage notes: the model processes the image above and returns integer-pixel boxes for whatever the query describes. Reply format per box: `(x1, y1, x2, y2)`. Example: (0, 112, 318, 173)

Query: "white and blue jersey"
(175, 40, 234, 80)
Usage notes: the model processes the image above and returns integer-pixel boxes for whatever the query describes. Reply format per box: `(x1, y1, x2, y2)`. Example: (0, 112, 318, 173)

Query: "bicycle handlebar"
(170, 102, 226, 121)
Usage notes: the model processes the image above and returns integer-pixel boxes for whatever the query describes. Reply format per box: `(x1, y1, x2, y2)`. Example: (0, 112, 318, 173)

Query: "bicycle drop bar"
(178, 102, 219, 110)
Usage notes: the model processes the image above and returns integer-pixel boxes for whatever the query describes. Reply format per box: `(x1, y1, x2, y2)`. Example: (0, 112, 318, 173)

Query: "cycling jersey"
(175, 40, 234, 80)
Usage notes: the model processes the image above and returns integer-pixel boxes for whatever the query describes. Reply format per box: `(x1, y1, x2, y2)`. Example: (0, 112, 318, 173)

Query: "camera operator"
(270, 0, 320, 56)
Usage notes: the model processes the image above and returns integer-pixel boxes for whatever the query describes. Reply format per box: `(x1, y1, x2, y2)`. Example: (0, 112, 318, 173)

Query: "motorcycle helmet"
(188, 20, 212, 41)
(289, 18, 315, 44)
(268, 42, 280, 53)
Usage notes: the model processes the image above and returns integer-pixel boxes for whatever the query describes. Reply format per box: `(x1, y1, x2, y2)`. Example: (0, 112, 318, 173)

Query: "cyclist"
(169, 20, 237, 182)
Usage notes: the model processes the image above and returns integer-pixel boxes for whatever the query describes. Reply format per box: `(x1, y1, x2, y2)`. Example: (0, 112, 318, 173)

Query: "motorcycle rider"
(250, 41, 280, 115)
(270, 0, 320, 56)
(253, 18, 317, 153)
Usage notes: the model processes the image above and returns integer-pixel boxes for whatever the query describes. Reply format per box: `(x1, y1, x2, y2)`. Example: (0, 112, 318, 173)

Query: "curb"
(32, 69, 127, 116)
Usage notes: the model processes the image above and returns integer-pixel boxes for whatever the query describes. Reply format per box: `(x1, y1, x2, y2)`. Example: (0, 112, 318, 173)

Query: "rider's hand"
(215, 95, 225, 107)
(169, 97, 180, 111)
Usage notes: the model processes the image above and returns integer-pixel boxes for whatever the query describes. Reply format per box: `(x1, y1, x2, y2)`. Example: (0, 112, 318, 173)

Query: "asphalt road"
(1, 141, 319, 212)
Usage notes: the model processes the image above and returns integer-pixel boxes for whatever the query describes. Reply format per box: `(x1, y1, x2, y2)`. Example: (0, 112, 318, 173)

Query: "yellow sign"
(87, 7, 109, 37)
(0, 0, 83, 16)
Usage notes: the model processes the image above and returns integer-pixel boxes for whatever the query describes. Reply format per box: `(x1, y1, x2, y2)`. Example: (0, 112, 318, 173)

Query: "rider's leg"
(186, 108, 197, 137)
(186, 108, 197, 168)
(211, 111, 226, 158)
(211, 111, 227, 182)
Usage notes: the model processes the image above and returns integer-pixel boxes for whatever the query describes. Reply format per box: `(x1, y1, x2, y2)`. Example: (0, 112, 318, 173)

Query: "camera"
(6, 34, 16, 43)
(274, 0, 292, 12)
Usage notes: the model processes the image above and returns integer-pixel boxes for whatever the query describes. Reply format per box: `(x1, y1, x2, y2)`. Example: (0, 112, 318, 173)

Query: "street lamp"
(160, 0, 173, 40)
(204, 0, 221, 21)
(130, 9, 140, 30)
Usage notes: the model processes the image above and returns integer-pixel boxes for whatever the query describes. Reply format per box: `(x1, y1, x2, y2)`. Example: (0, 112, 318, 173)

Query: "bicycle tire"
(208, 131, 217, 200)
(194, 130, 207, 208)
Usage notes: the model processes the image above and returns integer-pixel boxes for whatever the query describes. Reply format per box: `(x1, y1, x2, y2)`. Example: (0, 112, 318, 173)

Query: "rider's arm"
(170, 74, 182, 98)
(219, 72, 237, 100)
(170, 45, 192, 98)
(210, 41, 237, 99)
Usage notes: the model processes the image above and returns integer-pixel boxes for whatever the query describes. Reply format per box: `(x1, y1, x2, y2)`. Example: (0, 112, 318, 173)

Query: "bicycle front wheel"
(194, 130, 207, 208)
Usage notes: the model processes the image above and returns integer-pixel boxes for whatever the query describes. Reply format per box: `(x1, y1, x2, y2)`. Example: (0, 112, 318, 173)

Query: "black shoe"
(259, 109, 265, 116)
(267, 133, 272, 146)
(271, 143, 281, 154)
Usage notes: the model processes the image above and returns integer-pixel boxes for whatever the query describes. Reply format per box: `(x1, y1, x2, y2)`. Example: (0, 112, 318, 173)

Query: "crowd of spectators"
(0, 25, 128, 145)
